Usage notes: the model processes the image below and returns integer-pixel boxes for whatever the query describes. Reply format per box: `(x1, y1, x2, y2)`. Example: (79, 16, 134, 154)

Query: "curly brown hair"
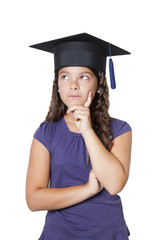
(45, 68, 114, 165)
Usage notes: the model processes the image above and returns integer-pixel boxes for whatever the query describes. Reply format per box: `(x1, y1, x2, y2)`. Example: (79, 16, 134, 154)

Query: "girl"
(26, 33, 132, 240)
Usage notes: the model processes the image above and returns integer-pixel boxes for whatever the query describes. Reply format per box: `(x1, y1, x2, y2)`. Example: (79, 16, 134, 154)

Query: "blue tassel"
(109, 43, 116, 89)
(109, 58, 116, 89)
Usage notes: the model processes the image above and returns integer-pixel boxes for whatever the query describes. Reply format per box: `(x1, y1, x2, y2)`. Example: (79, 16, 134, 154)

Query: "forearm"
(83, 129, 126, 195)
(27, 184, 93, 211)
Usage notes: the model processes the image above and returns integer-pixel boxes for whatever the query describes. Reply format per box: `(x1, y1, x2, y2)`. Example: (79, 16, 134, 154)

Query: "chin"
(71, 99, 85, 104)
(67, 101, 85, 107)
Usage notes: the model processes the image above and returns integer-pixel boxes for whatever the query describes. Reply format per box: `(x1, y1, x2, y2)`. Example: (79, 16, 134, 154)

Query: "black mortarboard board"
(29, 33, 130, 89)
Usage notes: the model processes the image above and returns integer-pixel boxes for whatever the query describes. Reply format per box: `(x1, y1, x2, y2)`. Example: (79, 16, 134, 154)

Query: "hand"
(67, 91, 92, 135)
(86, 169, 104, 195)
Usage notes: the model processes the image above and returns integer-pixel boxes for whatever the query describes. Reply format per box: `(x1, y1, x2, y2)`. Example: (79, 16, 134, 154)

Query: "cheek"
(58, 80, 63, 91)
(59, 89, 66, 102)
(92, 83, 98, 98)
(58, 83, 65, 100)
(84, 83, 97, 96)
(81, 87, 94, 103)
(58, 82, 67, 95)
(86, 78, 98, 93)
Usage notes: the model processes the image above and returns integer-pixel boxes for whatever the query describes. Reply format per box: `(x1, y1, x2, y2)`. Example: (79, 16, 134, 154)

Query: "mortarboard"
(29, 33, 130, 89)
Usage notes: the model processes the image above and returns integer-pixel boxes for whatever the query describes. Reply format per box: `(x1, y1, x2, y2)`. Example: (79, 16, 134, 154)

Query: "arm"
(82, 129, 132, 195)
(66, 92, 132, 196)
(26, 138, 96, 212)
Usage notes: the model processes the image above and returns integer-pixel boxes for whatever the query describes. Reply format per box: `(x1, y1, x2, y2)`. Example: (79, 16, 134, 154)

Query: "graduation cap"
(29, 33, 130, 89)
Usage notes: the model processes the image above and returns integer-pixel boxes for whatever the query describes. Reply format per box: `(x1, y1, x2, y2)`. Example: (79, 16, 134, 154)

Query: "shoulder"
(34, 120, 57, 138)
(110, 117, 132, 139)
(33, 120, 59, 153)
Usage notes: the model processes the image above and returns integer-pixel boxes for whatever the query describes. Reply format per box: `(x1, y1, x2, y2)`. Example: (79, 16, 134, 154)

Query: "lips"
(69, 95, 80, 97)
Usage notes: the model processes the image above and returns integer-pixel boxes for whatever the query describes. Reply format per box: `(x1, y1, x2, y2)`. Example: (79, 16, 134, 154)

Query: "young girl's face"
(58, 66, 98, 108)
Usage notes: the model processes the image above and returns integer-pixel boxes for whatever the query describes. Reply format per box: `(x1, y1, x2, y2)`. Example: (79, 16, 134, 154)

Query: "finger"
(73, 113, 88, 121)
(67, 105, 86, 114)
(73, 109, 89, 115)
(84, 91, 92, 108)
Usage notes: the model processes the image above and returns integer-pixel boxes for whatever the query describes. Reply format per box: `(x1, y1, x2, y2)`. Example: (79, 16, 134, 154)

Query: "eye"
(61, 75, 69, 80)
(81, 75, 89, 80)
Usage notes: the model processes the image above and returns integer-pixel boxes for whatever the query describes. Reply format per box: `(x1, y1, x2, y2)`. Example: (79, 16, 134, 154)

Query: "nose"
(70, 79, 79, 90)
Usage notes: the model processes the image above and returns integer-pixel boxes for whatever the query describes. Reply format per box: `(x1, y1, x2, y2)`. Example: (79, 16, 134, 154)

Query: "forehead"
(59, 66, 93, 74)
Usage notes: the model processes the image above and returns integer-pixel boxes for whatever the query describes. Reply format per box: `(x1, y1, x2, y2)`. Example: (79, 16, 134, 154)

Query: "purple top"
(33, 116, 132, 240)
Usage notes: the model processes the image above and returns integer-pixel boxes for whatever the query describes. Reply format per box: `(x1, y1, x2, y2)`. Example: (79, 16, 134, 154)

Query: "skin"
(58, 66, 98, 132)
(26, 66, 132, 211)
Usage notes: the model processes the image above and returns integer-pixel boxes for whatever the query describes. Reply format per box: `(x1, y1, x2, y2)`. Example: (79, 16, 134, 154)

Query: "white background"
(0, 0, 160, 239)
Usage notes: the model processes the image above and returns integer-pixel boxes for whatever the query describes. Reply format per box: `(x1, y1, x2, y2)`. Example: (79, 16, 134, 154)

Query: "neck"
(64, 112, 75, 123)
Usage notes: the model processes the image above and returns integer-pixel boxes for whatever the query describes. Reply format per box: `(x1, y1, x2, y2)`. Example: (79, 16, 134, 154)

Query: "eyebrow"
(59, 71, 93, 76)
